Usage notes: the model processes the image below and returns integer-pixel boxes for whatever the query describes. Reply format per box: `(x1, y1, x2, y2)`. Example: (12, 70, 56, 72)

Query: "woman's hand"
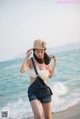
(20, 48, 32, 73)
(53, 56, 58, 66)
(49, 56, 58, 78)
(26, 48, 32, 58)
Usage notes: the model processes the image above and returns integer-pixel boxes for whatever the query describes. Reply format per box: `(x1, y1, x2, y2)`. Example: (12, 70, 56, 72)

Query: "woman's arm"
(49, 56, 58, 78)
(20, 49, 32, 73)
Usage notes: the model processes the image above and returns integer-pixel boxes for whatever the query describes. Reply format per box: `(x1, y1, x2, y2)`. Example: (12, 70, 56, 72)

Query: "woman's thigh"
(30, 99, 42, 118)
(42, 102, 52, 119)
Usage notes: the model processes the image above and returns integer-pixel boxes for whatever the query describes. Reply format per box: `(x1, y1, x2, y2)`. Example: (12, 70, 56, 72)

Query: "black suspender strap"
(31, 57, 39, 76)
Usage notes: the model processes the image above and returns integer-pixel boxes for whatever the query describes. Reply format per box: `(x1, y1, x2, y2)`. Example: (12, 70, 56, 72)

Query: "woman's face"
(34, 49, 45, 58)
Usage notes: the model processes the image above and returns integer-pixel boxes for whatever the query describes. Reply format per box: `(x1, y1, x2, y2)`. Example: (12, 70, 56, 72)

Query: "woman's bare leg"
(42, 102, 52, 119)
(30, 100, 42, 119)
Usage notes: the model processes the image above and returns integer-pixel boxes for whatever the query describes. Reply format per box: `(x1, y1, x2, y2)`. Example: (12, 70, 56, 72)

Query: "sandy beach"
(27, 103, 80, 119)
(52, 103, 80, 119)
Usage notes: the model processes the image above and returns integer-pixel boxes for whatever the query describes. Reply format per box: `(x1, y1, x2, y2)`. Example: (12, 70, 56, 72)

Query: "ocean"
(0, 49, 80, 119)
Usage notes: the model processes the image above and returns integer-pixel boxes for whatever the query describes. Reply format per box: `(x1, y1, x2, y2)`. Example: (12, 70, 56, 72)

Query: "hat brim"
(33, 47, 46, 50)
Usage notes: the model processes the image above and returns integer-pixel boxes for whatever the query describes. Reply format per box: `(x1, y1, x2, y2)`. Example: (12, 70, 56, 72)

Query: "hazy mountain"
(47, 42, 80, 55)
(15, 42, 80, 59)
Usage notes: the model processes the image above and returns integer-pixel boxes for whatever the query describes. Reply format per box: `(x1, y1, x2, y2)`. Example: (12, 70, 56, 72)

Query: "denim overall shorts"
(28, 57, 53, 103)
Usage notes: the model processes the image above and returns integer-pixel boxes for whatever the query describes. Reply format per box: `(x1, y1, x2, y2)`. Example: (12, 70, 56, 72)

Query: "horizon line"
(0, 41, 80, 62)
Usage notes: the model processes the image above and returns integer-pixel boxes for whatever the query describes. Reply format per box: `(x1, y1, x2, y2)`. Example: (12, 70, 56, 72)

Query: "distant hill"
(47, 42, 80, 55)
(15, 42, 80, 59)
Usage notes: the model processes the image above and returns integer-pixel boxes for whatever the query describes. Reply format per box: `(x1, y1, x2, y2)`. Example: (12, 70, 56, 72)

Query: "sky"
(0, 0, 80, 61)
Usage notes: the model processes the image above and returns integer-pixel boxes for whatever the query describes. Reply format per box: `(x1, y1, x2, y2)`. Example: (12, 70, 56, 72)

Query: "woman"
(20, 39, 58, 119)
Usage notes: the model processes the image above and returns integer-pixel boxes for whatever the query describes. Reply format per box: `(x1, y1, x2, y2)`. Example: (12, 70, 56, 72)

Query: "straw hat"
(33, 39, 47, 49)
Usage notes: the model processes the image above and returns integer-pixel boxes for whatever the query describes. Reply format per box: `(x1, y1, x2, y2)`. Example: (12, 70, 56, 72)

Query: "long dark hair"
(33, 49, 50, 65)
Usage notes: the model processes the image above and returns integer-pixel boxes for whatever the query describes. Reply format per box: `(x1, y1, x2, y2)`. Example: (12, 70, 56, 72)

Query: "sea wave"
(51, 82, 80, 112)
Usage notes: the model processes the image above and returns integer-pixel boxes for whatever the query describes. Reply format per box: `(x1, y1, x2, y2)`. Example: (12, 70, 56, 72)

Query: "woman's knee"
(34, 112, 42, 119)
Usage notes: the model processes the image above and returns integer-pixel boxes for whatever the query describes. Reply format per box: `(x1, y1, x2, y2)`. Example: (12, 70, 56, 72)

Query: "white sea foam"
(0, 98, 33, 119)
(51, 82, 80, 112)
(51, 82, 68, 105)
(52, 82, 68, 96)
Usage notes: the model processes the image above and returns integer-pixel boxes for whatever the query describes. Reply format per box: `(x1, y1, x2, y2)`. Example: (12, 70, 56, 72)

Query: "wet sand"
(52, 103, 80, 119)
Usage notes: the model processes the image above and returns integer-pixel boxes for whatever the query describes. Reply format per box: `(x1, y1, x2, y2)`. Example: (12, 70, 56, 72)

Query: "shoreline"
(52, 103, 80, 119)
(26, 103, 80, 119)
